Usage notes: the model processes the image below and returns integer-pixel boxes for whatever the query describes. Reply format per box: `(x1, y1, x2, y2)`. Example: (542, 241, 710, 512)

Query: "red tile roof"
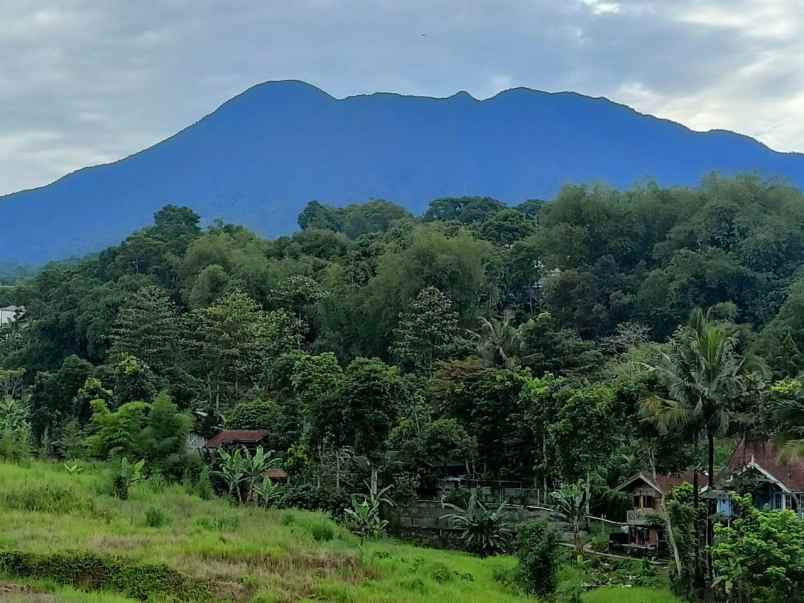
(728, 440, 804, 493)
(206, 430, 269, 449)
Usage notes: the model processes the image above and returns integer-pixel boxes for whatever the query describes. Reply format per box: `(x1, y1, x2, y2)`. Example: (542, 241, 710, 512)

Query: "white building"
(0, 306, 24, 326)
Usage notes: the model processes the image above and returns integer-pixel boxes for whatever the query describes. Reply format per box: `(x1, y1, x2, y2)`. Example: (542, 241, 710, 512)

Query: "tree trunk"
(693, 470, 703, 592)
(706, 430, 715, 587)
(650, 449, 682, 579)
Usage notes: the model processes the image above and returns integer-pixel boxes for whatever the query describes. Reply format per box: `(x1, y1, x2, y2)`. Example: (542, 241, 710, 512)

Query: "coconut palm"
(469, 312, 521, 369)
(641, 308, 759, 488)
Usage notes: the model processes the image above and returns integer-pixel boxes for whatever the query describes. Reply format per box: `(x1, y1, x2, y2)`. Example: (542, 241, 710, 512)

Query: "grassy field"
(0, 461, 681, 602)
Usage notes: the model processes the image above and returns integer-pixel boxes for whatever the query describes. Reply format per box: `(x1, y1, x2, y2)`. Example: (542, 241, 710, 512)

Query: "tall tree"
(110, 286, 180, 373)
(643, 309, 756, 487)
(390, 287, 460, 374)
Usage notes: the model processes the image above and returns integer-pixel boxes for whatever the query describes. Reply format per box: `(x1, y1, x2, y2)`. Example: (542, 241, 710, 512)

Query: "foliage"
(343, 469, 395, 543)
(111, 457, 145, 500)
(712, 495, 804, 603)
(514, 519, 561, 596)
(441, 490, 513, 557)
(390, 286, 460, 373)
(0, 549, 210, 601)
(551, 481, 588, 556)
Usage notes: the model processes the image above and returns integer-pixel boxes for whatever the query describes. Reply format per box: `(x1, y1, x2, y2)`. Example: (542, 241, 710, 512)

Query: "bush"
(514, 520, 561, 597)
(441, 490, 512, 557)
(279, 483, 351, 520)
(307, 518, 336, 542)
(145, 507, 169, 528)
(0, 550, 210, 601)
(226, 399, 278, 430)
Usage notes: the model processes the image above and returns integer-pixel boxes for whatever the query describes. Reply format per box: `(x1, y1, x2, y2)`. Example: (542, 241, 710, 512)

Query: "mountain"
(3, 80, 804, 263)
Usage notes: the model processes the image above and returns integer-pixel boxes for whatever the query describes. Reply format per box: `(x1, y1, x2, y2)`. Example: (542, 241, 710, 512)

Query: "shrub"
(279, 483, 351, 520)
(514, 520, 561, 596)
(0, 550, 210, 601)
(307, 518, 336, 542)
(145, 507, 169, 528)
(111, 457, 145, 500)
(441, 490, 512, 557)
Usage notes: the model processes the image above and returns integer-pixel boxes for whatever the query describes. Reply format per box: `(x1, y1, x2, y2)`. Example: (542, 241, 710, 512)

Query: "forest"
(2, 173, 804, 601)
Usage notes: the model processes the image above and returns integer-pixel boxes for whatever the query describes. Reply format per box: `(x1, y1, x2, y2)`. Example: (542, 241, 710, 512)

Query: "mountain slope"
(3, 80, 804, 263)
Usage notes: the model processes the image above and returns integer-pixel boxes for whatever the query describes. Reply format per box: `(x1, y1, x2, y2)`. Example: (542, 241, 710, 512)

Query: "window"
(633, 495, 640, 508)
(644, 495, 655, 509)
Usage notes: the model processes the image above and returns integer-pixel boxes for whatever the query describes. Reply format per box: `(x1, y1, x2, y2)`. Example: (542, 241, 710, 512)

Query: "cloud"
(0, 0, 802, 195)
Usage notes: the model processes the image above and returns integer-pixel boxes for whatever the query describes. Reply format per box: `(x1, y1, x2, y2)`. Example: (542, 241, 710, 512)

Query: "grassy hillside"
(0, 461, 679, 602)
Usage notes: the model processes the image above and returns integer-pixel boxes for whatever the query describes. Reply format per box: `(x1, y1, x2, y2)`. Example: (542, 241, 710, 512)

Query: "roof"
(205, 430, 269, 449)
(728, 440, 804, 493)
(263, 467, 288, 480)
(615, 471, 698, 496)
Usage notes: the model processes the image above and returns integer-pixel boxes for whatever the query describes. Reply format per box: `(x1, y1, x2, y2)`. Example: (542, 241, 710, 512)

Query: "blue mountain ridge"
(2, 79, 803, 263)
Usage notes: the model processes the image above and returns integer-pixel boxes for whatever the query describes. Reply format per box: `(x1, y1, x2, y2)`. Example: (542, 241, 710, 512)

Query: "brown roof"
(728, 440, 804, 493)
(263, 467, 288, 480)
(206, 430, 269, 449)
(616, 471, 698, 496)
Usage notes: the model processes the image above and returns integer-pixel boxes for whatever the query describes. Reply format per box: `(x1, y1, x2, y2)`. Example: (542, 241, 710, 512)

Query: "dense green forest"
(2, 174, 804, 599)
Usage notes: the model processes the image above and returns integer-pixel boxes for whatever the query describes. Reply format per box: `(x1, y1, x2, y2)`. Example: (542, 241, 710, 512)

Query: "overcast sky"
(1, 0, 802, 195)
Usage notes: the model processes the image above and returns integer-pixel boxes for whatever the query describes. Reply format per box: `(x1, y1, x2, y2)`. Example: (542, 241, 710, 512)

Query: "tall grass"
(0, 461, 676, 602)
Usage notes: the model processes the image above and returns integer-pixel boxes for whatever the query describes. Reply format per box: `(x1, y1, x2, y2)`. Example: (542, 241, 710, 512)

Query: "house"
(715, 440, 804, 518)
(612, 471, 697, 555)
(263, 467, 289, 483)
(0, 305, 24, 326)
(205, 429, 269, 452)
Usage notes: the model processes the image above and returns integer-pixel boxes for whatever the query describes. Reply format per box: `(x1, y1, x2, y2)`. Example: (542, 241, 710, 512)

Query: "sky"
(1, 0, 803, 195)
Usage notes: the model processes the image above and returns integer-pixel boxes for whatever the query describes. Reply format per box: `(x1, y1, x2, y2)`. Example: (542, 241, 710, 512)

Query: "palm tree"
(469, 312, 521, 369)
(642, 308, 756, 488)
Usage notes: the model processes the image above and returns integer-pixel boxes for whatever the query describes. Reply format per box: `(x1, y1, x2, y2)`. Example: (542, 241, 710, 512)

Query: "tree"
(186, 290, 303, 410)
(432, 359, 532, 478)
(390, 287, 460, 374)
(712, 495, 804, 603)
(141, 392, 192, 479)
(337, 358, 405, 459)
(515, 520, 561, 597)
(110, 286, 180, 373)
(469, 313, 521, 369)
(766, 379, 804, 459)
(642, 309, 759, 489)
(551, 481, 587, 556)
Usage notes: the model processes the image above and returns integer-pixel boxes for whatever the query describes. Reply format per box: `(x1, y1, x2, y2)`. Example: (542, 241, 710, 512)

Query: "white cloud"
(580, 1, 621, 16)
(0, 0, 803, 195)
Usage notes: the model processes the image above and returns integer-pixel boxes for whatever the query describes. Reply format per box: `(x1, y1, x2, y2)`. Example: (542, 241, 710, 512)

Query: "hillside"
(3, 80, 804, 263)
(0, 461, 679, 603)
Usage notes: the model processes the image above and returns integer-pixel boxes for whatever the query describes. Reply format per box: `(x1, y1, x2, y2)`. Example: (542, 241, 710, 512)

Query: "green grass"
(583, 586, 682, 603)
(0, 461, 677, 602)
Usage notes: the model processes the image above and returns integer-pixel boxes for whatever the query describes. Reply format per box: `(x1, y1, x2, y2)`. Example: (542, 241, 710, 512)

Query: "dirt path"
(0, 582, 57, 602)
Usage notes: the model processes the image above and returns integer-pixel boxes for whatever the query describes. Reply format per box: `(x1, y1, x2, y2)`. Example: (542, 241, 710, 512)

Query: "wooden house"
(612, 471, 696, 555)
(713, 440, 804, 518)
